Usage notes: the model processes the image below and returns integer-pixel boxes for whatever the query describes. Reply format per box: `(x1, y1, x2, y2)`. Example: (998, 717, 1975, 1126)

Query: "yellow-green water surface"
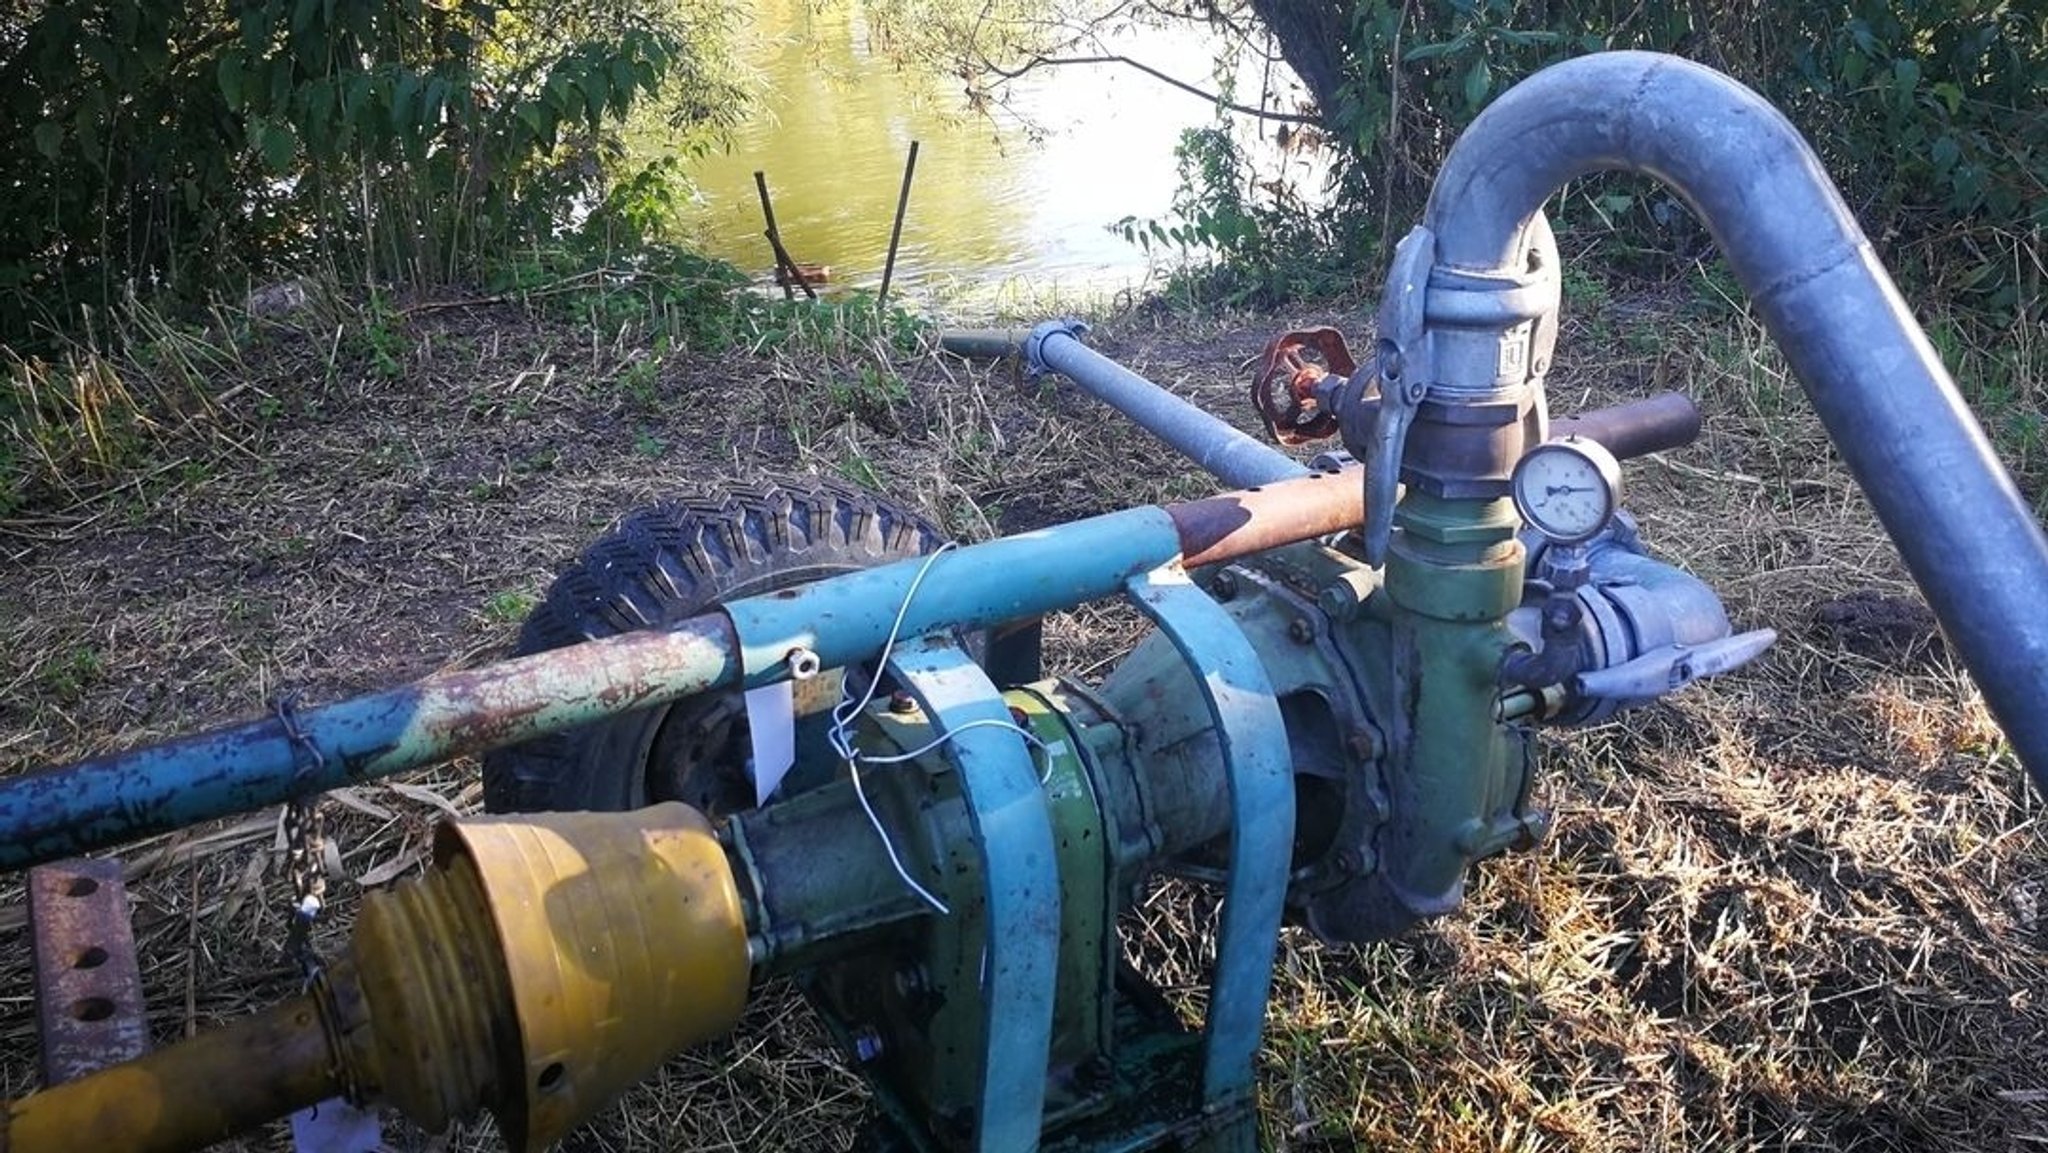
(666, 1, 1315, 304)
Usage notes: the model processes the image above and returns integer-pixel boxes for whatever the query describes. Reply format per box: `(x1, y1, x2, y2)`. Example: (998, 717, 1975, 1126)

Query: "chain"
(273, 691, 329, 982)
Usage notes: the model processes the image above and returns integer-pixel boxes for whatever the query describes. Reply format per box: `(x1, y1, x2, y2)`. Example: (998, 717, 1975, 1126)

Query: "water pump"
(3, 52, 2045, 1153)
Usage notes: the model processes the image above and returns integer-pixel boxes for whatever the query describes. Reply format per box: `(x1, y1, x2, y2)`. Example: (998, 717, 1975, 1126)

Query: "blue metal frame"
(725, 505, 1185, 686)
(886, 635, 1060, 1153)
(1124, 568, 1294, 1107)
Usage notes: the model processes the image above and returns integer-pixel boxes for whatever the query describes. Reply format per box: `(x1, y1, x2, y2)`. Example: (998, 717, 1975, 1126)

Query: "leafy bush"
(1351, 1, 2039, 307)
(1114, 1, 2042, 314)
(0, 0, 746, 344)
(1115, 126, 1376, 308)
(1329, 0, 2046, 313)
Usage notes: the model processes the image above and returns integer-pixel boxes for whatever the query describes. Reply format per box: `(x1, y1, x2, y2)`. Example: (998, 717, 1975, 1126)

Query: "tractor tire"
(482, 477, 947, 815)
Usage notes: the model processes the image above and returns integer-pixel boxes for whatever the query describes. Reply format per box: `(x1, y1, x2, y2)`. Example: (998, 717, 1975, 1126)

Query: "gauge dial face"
(1512, 438, 1621, 544)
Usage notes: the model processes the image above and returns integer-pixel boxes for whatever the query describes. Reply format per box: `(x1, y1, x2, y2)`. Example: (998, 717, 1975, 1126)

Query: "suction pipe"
(1023, 320, 1312, 487)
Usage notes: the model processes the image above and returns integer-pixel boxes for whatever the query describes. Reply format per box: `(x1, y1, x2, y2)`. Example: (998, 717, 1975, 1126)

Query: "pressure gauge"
(1511, 436, 1622, 545)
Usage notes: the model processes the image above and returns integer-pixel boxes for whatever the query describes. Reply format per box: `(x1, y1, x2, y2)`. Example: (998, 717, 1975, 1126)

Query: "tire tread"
(482, 477, 943, 813)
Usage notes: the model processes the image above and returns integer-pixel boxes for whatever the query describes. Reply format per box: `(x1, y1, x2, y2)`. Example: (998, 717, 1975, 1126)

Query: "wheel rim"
(631, 560, 868, 817)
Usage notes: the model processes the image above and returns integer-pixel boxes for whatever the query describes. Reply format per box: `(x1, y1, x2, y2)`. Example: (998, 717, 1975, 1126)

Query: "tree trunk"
(1244, 0, 1350, 130)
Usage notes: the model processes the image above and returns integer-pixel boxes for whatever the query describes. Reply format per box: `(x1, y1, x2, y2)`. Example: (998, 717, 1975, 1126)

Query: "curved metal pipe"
(1425, 51, 2048, 788)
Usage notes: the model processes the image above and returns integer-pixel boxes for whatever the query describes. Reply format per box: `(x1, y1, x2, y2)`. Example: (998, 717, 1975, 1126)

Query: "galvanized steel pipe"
(1024, 320, 1310, 487)
(1421, 51, 2048, 788)
(936, 327, 1033, 359)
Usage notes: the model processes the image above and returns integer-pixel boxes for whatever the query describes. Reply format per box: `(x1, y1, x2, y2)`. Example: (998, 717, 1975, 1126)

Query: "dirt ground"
(1, 284, 2044, 1152)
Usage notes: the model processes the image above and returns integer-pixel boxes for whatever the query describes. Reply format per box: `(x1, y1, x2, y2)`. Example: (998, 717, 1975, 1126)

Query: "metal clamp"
(1023, 318, 1089, 380)
(885, 635, 1058, 1153)
(1353, 226, 1438, 566)
(1124, 567, 1293, 1108)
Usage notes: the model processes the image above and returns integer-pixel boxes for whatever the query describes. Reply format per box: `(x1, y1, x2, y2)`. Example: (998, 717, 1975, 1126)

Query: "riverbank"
(2, 280, 2045, 1150)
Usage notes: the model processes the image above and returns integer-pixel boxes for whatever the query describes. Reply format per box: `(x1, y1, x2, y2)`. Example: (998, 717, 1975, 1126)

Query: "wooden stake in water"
(878, 141, 920, 310)
(753, 170, 815, 301)
(763, 230, 817, 302)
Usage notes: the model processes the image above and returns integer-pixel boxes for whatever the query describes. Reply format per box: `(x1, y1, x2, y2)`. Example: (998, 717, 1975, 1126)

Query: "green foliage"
(483, 589, 536, 624)
(618, 355, 664, 408)
(1116, 127, 1370, 307)
(0, 0, 747, 344)
(740, 292, 931, 358)
(352, 290, 406, 380)
(826, 364, 911, 429)
(1, 345, 158, 507)
(486, 240, 755, 350)
(39, 644, 105, 702)
(1096, 1, 2040, 313)
(1318, 0, 2045, 314)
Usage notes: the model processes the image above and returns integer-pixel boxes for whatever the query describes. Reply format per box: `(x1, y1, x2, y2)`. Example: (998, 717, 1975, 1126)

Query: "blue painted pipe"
(0, 620, 739, 870)
(724, 503, 1185, 683)
(0, 505, 1192, 870)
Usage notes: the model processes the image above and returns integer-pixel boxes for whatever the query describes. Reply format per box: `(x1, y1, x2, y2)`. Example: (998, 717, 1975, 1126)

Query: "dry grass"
(1, 281, 2044, 1151)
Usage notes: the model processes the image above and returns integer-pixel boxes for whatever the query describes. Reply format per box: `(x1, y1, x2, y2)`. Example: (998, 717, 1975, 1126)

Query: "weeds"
(0, 238, 942, 520)
(0, 347, 162, 514)
(482, 590, 535, 625)
(618, 356, 664, 409)
(36, 646, 101, 703)
(351, 292, 408, 380)
(825, 366, 911, 431)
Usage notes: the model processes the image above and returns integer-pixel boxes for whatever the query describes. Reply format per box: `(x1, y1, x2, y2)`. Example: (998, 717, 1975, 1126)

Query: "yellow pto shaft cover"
(437, 802, 751, 1151)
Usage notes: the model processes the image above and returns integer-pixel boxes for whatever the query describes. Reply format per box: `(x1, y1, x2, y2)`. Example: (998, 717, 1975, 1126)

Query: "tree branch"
(980, 52, 1319, 125)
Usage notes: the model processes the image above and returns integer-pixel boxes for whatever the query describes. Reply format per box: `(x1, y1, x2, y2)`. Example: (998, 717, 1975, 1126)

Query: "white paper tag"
(746, 680, 797, 806)
(290, 1097, 382, 1153)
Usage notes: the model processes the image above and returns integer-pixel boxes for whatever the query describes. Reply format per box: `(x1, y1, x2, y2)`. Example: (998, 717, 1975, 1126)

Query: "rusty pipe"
(1551, 392, 1700, 461)
(1169, 392, 1700, 568)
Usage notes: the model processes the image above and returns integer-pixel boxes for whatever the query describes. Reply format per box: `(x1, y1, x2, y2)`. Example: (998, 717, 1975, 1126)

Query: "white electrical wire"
(828, 541, 1055, 916)
(857, 718, 1049, 769)
(828, 542, 957, 760)
(847, 758, 952, 915)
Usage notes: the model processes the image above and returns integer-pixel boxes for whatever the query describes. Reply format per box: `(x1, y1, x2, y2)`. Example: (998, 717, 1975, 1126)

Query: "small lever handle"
(1573, 628, 1778, 703)
(1355, 226, 1437, 566)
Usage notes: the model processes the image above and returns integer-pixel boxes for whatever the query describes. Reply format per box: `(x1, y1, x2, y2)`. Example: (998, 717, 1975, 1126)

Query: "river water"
(666, 1, 1316, 304)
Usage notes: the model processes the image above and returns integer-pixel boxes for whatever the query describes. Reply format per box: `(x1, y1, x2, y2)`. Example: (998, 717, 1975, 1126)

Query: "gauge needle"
(1546, 485, 1595, 496)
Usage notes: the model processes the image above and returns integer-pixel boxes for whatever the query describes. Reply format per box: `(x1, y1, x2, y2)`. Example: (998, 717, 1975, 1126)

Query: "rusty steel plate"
(27, 858, 149, 1085)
